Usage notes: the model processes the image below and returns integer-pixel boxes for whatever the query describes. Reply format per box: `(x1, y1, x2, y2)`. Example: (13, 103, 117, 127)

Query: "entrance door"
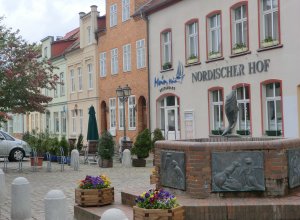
(166, 108, 180, 140)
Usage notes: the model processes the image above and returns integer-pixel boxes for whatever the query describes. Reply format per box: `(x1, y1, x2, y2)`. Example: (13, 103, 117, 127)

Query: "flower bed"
(75, 175, 114, 207)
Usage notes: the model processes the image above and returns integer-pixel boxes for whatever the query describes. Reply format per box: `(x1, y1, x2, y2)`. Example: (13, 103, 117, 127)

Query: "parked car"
(0, 131, 31, 161)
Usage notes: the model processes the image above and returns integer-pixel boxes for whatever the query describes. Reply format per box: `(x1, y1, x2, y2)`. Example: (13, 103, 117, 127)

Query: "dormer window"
(87, 26, 92, 44)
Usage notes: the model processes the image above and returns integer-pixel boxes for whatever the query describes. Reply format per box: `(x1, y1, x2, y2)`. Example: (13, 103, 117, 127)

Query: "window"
(54, 112, 59, 133)
(61, 111, 66, 134)
(184, 111, 194, 139)
(231, 4, 248, 53)
(136, 39, 146, 69)
(260, 0, 279, 47)
(263, 81, 282, 135)
(161, 30, 172, 70)
(118, 98, 124, 130)
(70, 69, 75, 92)
(207, 13, 222, 59)
(35, 113, 38, 130)
(78, 67, 82, 91)
(100, 52, 107, 77)
(54, 86, 58, 98)
(109, 98, 116, 132)
(186, 20, 199, 63)
(123, 44, 131, 72)
(46, 112, 50, 131)
(236, 85, 251, 134)
(44, 47, 48, 58)
(87, 64, 93, 89)
(128, 96, 136, 129)
(60, 72, 65, 96)
(209, 89, 224, 133)
(110, 4, 117, 27)
(79, 109, 83, 134)
(111, 48, 118, 75)
(87, 26, 92, 44)
(122, 0, 130, 22)
(71, 110, 76, 134)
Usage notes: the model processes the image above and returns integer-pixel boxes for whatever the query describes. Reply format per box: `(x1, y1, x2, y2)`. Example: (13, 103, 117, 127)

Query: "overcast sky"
(0, 0, 106, 43)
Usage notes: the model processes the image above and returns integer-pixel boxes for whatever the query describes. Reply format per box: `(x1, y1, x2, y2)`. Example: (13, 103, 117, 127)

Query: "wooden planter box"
(132, 158, 146, 167)
(75, 187, 114, 207)
(133, 206, 184, 220)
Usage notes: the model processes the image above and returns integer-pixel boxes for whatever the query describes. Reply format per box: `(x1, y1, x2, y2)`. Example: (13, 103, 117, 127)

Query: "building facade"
(143, 0, 300, 139)
(98, 0, 149, 143)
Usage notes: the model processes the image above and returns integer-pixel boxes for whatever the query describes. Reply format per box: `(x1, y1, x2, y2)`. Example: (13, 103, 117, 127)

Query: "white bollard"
(122, 149, 132, 168)
(101, 208, 129, 220)
(44, 190, 68, 220)
(0, 169, 5, 199)
(11, 177, 31, 220)
(70, 149, 80, 170)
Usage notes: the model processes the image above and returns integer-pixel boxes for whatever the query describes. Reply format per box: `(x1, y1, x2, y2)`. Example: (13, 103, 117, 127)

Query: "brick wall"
(154, 138, 300, 198)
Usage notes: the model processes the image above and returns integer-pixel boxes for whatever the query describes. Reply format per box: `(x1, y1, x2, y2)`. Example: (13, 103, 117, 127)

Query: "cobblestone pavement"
(0, 157, 153, 220)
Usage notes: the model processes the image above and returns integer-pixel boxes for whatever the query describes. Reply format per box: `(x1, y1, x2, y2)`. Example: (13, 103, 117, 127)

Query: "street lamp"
(116, 85, 132, 140)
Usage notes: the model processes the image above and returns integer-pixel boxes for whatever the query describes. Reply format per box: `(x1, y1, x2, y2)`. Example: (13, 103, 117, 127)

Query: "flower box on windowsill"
(262, 40, 279, 48)
(211, 129, 224, 135)
(187, 58, 198, 64)
(208, 52, 221, 59)
(236, 130, 250, 136)
(233, 47, 248, 54)
(265, 130, 281, 136)
(133, 206, 184, 220)
(162, 62, 172, 71)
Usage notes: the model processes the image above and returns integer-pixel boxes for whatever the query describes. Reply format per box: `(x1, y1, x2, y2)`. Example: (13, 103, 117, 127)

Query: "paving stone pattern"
(0, 157, 153, 220)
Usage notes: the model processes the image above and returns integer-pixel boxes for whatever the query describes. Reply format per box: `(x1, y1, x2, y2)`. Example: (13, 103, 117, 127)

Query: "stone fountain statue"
(222, 90, 239, 136)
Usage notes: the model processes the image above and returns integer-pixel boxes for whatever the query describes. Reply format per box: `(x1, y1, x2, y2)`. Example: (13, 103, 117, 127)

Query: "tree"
(0, 17, 58, 123)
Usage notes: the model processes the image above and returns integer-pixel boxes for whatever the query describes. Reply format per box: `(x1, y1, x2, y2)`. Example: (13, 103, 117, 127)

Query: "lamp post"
(116, 85, 131, 140)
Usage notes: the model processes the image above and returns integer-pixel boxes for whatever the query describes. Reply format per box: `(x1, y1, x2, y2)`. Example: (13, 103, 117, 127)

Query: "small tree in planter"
(131, 129, 151, 167)
(151, 128, 164, 151)
(98, 131, 115, 168)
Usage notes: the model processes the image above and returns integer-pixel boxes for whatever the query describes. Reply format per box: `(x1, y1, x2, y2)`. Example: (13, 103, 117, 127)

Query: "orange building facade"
(97, 0, 149, 144)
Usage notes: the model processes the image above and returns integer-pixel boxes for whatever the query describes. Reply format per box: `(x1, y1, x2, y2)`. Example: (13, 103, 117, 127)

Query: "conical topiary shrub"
(98, 131, 115, 167)
(132, 128, 151, 159)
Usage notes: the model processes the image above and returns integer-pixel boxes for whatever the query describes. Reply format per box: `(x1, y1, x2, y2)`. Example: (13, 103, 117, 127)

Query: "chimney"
(79, 12, 85, 18)
(79, 12, 85, 48)
(90, 5, 99, 44)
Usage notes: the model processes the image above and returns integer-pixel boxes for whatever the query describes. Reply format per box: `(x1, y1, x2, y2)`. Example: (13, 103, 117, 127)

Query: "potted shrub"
(27, 131, 46, 166)
(162, 62, 172, 70)
(75, 174, 114, 207)
(131, 129, 151, 167)
(208, 51, 221, 59)
(151, 128, 165, 150)
(133, 188, 184, 220)
(98, 131, 114, 168)
(187, 54, 198, 64)
(48, 136, 59, 162)
(262, 36, 279, 48)
(232, 43, 248, 54)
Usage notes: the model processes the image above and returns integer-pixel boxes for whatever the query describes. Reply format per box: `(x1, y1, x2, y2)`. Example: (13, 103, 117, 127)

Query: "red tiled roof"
(63, 27, 79, 40)
(133, 0, 182, 16)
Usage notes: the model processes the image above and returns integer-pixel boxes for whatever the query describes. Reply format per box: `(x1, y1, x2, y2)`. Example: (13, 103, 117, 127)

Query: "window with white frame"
(210, 89, 224, 132)
(71, 110, 76, 134)
(60, 72, 65, 96)
(264, 82, 282, 135)
(128, 96, 136, 129)
(87, 26, 92, 44)
(54, 86, 58, 98)
(78, 67, 82, 91)
(122, 0, 130, 22)
(61, 111, 66, 134)
(111, 48, 118, 75)
(260, 0, 279, 46)
(79, 109, 83, 134)
(186, 21, 198, 61)
(136, 39, 145, 69)
(232, 5, 248, 52)
(109, 98, 116, 131)
(118, 98, 124, 130)
(31, 115, 34, 131)
(87, 64, 93, 89)
(100, 52, 106, 77)
(236, 86, 251, 134)
(208, 13, 221, 57)
(110, 4, 117, 27)
(161, 31, 172, 69)
(70, 69, 75, 92)
(54, 112, 59, 133)
(46, 112, 50, 131)
(123, 44, 131, 72)
(184, 111, 194, 139)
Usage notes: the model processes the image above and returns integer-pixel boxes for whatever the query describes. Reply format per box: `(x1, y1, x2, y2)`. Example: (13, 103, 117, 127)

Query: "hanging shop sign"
(154, 62, 185, 92)
(192, 59, 270, 83)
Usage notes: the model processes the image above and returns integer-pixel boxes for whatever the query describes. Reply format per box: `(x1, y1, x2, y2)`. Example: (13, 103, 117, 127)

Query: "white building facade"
(145, 0, 300, 139)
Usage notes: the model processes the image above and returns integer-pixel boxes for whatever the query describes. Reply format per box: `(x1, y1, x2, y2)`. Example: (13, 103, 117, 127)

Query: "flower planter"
(232, 47, 248, 54)
(262, 40, 279, 48)
(75, 187, 114, 207)
(211, 130, 224, 135)
(266, 130, 281, 136)
(187, 58, 198, 64)
(30, 157, 43, 166)
(133, 206, 184, 220)
(132, 158, 146, 167)
(100, 158, 113, 168)
(208, 52, 221, 59)
(236, 130, 250, 136)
